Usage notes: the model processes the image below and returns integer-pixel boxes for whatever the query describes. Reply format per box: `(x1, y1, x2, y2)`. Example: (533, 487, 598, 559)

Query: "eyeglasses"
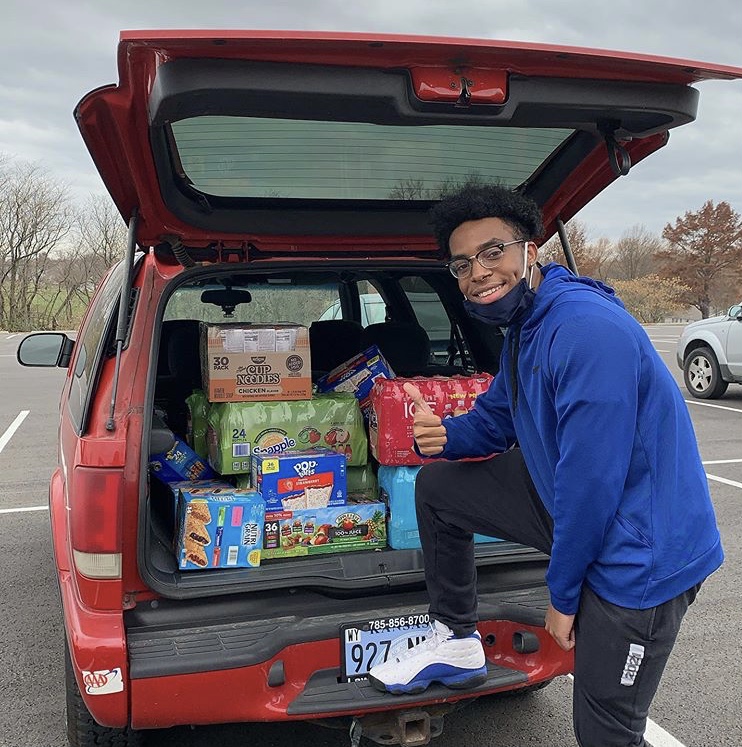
(446, 239, 526, 279)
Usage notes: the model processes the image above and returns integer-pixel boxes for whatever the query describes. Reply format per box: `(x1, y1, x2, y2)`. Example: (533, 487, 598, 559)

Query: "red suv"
(17, 31, 741, 747)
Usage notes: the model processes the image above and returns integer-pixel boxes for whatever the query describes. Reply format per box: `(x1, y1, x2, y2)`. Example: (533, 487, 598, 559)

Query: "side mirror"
(17, 332, 74, 367)
(728, 304, 742, 320)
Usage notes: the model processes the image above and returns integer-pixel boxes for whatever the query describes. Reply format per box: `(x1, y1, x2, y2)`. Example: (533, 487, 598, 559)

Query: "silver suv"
(676, 303, 742, 398)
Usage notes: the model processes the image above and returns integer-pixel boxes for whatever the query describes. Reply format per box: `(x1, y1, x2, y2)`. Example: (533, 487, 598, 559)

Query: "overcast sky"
(2, 0, 740, 242)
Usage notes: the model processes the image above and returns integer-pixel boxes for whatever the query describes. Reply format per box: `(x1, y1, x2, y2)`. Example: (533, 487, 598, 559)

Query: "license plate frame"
(339, 613, 431, 682)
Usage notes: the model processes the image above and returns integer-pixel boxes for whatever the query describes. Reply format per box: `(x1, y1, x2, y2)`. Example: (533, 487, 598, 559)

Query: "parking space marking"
(685, 400, 742, 414)
(0, 506, 48, 514)
(703, 459, 742, 465)
(706, 474, 742, 490)
(0, 410, 30, 454)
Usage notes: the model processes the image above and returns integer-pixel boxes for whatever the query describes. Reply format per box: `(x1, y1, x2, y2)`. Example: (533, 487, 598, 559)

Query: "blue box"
(316, 345, 394, 421)
(378, 466, 501, 549)
(176, 488, 265, 570)
(149, 439, 217, 484)
(252, 448, 347, 511)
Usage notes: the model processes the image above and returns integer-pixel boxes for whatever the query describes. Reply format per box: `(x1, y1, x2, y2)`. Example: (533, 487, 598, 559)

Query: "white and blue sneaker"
(368, 620, 487, 695)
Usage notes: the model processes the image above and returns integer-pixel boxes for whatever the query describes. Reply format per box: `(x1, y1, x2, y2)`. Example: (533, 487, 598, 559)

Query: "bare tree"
(0, 159, 72, 330)
(75, 194, 127, 292)
(657, 200, 742, 318)
(539, 220, 613, 280)
(608, 225, 666, 281)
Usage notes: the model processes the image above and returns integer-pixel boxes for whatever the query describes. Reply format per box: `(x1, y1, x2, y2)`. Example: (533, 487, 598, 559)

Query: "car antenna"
(106, 208, 139, 432)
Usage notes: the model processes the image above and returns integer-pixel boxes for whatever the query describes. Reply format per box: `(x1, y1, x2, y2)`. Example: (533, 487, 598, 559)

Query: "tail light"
(70, 467, 123, 579)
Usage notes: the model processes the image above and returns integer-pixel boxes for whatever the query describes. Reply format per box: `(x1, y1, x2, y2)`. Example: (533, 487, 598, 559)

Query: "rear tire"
(683, 347, 728, 399)
(65, 641, 144, 747)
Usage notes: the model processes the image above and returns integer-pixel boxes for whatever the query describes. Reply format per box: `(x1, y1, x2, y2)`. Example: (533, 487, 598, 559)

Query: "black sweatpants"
(415, 449, 700, 747)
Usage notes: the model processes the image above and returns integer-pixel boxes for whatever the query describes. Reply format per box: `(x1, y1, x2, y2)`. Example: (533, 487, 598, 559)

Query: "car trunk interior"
(139, 261, 546, 600)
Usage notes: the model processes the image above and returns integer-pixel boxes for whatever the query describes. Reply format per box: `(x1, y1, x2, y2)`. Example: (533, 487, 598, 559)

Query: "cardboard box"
(206, 393, 368, 475)
(369, 374, 493, 466)
(149, 439, 218, 484)
(252, 449, 347, 511)
(176, 488, 265, 570)
(378, 466, 500, 549)
(200, 323, 312, 403)
(315, 345, 394, 421)
(166, 478, 234, 513)
(262, 502, 387, 559)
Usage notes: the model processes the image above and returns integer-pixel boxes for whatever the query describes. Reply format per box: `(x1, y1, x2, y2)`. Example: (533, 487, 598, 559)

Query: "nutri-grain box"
(252, 448, 347, 511)
(176, 488, 265, 570)
(262, 501, 387, 559)
(200, 323, 311, 403)
(369, 374, 493, 466)
(315, 345, 394, 420)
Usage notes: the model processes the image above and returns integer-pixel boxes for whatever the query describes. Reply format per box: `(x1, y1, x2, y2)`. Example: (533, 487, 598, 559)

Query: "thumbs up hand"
(403, 382, 447, 456)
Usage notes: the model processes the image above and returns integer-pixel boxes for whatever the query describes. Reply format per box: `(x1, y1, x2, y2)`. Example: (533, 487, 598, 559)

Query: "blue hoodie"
(441, 263, 723, 615)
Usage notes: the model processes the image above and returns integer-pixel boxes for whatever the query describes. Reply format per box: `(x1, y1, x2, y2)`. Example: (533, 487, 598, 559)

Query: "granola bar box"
(315, 345, 394, 421)
(368, 374, 493, 466)
(149, 438, 218, 484)
(200, 323, 312, 403)
(262, 501, 387, 559)
(252, 448, 347, 511)
(176, 488, 265, 571)
(206, 392, 367, 475)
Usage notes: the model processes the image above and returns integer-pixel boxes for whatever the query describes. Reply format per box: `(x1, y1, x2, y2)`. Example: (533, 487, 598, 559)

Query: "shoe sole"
(368, 668, 488, 696)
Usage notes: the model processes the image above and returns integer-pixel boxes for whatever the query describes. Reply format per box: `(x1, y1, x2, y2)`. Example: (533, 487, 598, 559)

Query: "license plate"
(340, 614, 431, 682)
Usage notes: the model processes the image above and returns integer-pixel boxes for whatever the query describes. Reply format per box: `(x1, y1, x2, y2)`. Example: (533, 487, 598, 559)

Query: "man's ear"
(527, 241, 539, 266)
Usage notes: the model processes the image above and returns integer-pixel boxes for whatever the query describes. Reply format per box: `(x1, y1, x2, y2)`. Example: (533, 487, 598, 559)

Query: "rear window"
(170, 116, 571, 200)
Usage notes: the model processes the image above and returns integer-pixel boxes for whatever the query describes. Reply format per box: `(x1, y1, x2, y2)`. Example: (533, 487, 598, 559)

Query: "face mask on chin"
(463, 244, 536, 327)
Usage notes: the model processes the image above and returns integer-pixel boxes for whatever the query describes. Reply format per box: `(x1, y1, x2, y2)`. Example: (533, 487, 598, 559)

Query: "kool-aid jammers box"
(369, 374, 493, 466)
(315, 345, 394, 421)
(252, 449, 347, 511)
(176, 488, 265, 570)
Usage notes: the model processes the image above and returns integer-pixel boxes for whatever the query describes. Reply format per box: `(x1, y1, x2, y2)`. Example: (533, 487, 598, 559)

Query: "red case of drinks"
(368, 374, 493, 466)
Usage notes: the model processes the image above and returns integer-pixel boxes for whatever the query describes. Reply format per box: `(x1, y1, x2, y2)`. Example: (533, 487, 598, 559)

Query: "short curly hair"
(429, 184, 544, 255)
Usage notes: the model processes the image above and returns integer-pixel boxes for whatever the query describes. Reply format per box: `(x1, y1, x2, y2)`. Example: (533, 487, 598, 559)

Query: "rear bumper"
(126, 584, 572, 728)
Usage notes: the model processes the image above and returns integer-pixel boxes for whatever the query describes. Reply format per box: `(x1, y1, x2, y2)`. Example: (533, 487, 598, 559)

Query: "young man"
(368, 184, 723, 747)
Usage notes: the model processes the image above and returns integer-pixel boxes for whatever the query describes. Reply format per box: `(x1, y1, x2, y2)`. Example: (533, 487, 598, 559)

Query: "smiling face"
(449, 217, 539, 304)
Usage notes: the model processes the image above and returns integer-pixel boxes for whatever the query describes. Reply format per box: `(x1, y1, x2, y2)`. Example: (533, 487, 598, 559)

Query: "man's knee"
(415, 460, 453, 508)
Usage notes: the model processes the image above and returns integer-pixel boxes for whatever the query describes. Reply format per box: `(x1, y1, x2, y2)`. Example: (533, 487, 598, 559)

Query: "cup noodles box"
(200, 323, 312, 403)
(378, 465, 500, 549)
(149, 439, 218, 484)
(176, 488, 265, 570)
(262, 501, 387, 559)
(252, 449, 347, 511)
(369, 374, 494, 466)
(206, 393, 368, 475)
(315, 345, 394, 421)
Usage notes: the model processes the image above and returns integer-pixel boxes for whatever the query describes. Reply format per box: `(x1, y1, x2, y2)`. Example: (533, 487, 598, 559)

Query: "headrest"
(360, 321, 431, 375)
(309, 319, 364, 374)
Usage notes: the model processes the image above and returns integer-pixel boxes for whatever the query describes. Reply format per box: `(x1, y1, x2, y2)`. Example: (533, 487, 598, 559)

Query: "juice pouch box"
(176, 488, 265, 570)
(252, 448, 347, 511)
(369, 374, 493, 466)
(207, 392, 367, 475)
(378, 466, 500, 549)
(149, 439, 218, 484)
(200, 323, 312, 403)
(262, 501, 387, 559)
(315, 345, 394, 421)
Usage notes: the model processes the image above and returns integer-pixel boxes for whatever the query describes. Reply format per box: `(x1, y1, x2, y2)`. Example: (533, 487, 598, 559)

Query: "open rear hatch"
(75, 31, 742, 600)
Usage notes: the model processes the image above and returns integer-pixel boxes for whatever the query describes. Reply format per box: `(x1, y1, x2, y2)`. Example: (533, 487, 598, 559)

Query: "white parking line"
(0, 506, 48, 514)
(0, 410, 30, 454)
(703, 459, 742, 465)
(707, 474, 742, 489)
(567, 674, 687, 746)
(686, 400, 742, 414)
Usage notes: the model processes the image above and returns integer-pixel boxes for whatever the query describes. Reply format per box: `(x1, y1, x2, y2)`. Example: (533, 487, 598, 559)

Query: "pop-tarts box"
(149, 439, 217, 484)
(252, 449, 347, 511)
(378, 466, 500, 549)
(315, 345, 394, 421)
(176, 488, 264, 570)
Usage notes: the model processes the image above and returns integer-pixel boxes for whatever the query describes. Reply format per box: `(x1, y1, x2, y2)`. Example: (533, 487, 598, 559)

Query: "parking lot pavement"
(1, 327, 741, 747)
